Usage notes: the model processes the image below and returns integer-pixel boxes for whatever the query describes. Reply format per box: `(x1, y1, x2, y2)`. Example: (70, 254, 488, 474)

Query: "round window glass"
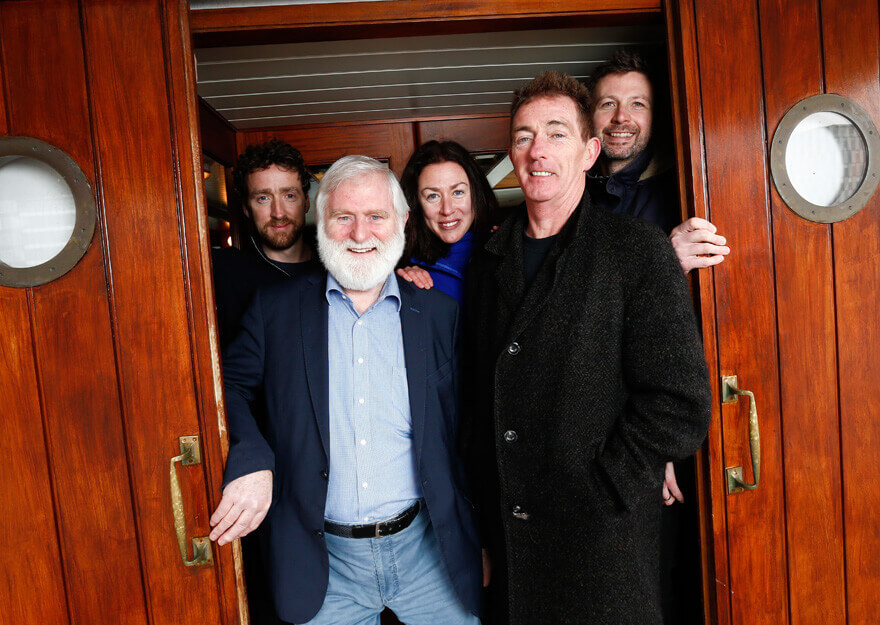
(0, 156, 77, 268)
(771, 94, 880, 223)
(0, 137, 96, 288)
(784, 111, 868, 207)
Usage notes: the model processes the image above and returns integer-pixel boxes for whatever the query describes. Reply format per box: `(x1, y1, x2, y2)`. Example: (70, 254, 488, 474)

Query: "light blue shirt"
(324, 273, 423, 524)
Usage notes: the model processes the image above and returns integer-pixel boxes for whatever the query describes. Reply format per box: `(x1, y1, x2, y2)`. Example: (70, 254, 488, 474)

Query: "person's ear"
(583, 136, 601, 171)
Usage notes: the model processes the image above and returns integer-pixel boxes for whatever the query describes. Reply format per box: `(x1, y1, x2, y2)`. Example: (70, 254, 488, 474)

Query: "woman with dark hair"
(397, 140, 501, 303)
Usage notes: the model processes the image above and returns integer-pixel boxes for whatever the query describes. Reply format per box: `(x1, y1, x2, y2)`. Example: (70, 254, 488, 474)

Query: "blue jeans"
(300, 504, 479, 625)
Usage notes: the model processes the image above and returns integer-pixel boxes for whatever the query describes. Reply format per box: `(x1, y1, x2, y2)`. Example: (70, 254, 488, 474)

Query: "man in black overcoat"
(463, 71, 712, 624)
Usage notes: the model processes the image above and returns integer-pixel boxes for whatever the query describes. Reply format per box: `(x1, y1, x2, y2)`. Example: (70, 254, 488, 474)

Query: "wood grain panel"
(693, 1, 789, 623)
(199, 97, 237, 165)
(191, 0, 661, 34)
(758, 2, 847, 624)
(823, 0, 880, 622)
(0, 289, 69, 625)
(163, 1, 242, 622)
(239, 120, 416, 176)
(81, 1, 223, 623)
(417, 115, 511, 154)
(1, 2, 150, 623)
(0, 41, 8, 132)
(664, 2, 728, 623)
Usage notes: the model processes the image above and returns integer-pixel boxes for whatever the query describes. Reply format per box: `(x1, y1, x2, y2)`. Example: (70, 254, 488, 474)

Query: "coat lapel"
(398, 281, 427, 464)
(487, 195, 594, 346)
(301, 273, 331, 459)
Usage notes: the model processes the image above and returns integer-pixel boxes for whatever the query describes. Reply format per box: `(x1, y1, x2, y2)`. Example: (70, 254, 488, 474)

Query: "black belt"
(324, 500, 421, 539)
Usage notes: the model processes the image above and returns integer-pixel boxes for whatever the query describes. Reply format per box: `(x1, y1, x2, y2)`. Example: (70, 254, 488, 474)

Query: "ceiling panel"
(196, 25, 663, 129)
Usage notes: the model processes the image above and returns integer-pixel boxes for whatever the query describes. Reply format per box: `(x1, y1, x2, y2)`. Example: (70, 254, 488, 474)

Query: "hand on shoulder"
(397, 265, 434, 290)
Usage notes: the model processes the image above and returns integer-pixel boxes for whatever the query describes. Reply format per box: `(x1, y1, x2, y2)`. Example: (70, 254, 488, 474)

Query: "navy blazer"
(221, 271, 481, 623)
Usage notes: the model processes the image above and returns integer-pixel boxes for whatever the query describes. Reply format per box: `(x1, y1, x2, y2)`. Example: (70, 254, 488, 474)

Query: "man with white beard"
(209, 155, 482, 625)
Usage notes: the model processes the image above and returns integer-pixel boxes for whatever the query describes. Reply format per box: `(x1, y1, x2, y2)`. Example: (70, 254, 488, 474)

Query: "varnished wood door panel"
(0, 0, 238, 623)
(0, 290, 69, 625)
(80, 1, 225, 622)
(823, 0, 880, 621)
(758, 1, 847, 623)
(693, 1, 789, 623)
(682, 0, 880, 623)
(0, 2, 151, 623)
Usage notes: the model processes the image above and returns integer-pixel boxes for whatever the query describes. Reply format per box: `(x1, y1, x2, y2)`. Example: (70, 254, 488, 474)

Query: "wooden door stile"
(80, 0, 227, 623)
(823, 0, 880, 621)
(664, 1, 730, 624)
(759, 2, 847, 624)
(161, 0, 243, 621)
(693, 1, 790, 624)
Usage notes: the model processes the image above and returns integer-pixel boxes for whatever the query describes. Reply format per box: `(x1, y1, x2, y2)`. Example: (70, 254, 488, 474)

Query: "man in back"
(212, 138, 319, 350)
(586, 49, 729, 272)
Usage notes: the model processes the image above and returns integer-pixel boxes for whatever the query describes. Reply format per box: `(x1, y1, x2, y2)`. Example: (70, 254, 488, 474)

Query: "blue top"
(324, 273, 422, 524)
(413, 231, 475, 304)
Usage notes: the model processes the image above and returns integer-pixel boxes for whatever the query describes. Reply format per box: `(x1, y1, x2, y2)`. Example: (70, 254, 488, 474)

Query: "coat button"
(504, 430, 518, 442)
(314, 530, 324, 537)
(320, 470, 329, 479)
(507, 342, 521, 355)
(511, 505, 530, 520)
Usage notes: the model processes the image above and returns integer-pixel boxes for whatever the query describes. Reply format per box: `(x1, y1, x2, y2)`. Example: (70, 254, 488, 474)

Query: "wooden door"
(667, 0, 880, 623)
(0, 1, 241, 623)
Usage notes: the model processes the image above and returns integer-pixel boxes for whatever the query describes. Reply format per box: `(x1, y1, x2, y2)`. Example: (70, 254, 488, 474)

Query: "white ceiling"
(195, 25, 664, 129)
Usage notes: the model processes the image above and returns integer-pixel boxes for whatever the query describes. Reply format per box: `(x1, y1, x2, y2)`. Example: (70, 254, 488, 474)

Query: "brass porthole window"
(0, 137, 96, 287)
(771, 94, 880, 223)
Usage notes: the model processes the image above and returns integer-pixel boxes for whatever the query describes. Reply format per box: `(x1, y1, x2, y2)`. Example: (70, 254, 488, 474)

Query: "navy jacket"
(221, 271, 482, 623)
(586, 144, 680, 234)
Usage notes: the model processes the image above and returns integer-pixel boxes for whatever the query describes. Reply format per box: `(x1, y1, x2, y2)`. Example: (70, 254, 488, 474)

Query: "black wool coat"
(462, 190, 711, 625)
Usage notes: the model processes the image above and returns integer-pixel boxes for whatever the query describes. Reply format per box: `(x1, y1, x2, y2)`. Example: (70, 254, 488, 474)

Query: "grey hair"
(316, 155, 409, 222)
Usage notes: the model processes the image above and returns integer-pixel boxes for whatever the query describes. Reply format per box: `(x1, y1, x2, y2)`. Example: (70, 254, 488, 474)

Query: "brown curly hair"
(232, 138, 311, 204)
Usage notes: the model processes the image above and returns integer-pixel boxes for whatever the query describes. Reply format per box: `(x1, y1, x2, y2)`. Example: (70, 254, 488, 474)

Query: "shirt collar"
(325, 272, 402, 312)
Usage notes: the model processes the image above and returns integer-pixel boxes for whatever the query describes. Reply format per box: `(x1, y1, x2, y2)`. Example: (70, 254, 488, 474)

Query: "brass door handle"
(722, 376, 760, 494)
(170, 435, 213, 567)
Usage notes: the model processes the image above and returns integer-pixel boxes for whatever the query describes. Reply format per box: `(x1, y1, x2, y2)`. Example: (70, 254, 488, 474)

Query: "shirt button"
(360, 439, 367, 446)
(504, 430, 518, 443)
(356, 320, 363, 326)
(358, 357, 364, 364)
(507, 342, 521, 355)
(358, 398, 365, 404)
(362, 482, 368, 489)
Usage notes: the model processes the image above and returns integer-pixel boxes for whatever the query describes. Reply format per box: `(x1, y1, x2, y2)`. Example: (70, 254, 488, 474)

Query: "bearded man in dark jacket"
(463, 71, 712, 625)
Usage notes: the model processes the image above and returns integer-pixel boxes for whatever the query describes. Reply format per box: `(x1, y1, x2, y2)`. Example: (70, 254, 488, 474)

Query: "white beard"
(317, 220, 405, 292)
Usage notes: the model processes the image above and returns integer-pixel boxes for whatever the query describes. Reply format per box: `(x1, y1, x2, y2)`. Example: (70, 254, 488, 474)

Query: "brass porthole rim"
(0, 136, 97, 288)
(770, 94, 880, 224)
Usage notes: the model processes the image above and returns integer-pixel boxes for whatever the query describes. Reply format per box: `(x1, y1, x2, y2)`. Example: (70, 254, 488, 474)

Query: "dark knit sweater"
(463, 189, 711, 625)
